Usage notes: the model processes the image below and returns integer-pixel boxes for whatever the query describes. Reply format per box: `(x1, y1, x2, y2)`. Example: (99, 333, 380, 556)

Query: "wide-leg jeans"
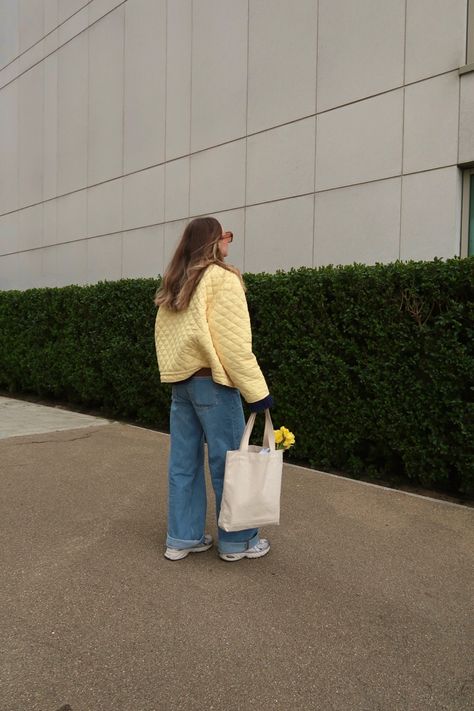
(166, 376, 259, 553)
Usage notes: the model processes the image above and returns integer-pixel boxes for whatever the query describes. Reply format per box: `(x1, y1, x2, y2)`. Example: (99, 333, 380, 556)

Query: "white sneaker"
(164, 534, 213, 560)
(219, 538, 270, 562)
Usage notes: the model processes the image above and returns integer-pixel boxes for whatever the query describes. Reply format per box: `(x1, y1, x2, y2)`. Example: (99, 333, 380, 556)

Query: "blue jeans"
(166, 376, 259, 553)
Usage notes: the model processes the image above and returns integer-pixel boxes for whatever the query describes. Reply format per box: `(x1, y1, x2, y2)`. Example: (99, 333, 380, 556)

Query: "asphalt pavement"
(1, 395, 473, 711)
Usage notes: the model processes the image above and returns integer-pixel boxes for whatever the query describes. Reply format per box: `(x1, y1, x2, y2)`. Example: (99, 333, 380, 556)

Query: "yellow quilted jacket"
(154, 264, 269, 404)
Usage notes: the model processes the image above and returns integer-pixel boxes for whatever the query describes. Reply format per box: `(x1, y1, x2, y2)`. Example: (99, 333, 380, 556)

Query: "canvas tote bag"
(218, 409, 283, 532)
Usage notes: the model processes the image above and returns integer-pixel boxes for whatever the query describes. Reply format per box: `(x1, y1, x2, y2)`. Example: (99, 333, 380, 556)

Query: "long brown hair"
(154, 217, 244, 311)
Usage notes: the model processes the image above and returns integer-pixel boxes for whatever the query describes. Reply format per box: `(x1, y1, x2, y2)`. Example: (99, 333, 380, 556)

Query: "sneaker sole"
(164, 542, 213, 561)
(219, 545, 270, 562)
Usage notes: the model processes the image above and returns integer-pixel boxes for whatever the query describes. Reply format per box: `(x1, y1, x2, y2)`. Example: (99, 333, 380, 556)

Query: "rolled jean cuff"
(166, 533, 205, 549)
(217, 531, 259, 554)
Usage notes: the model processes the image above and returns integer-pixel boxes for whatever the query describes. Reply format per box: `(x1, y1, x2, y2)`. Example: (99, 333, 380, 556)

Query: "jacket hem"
(161, 368, 234, 387)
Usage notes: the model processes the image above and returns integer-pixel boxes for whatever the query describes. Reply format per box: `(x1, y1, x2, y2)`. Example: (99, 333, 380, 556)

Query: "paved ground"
(1, 397, 473, 711)
(0, 396, 112, 439)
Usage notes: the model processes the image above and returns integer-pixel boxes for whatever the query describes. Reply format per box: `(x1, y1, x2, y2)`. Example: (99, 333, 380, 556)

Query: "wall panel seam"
(85, 19, 90, 251)
(1, 61, 460, 119)
(1, 163, 462, 225)
(313, 0, 319, 268)
(399, 0, 408, 259)
(3, 165, 461, 259)
(0, 1, 93, 74)
(457, 72, 463, 256)
(187, 0, 194, 220)
(0, 0, 127, 92)
(120, 2, 127, 278)
(243, 0, 250, 271)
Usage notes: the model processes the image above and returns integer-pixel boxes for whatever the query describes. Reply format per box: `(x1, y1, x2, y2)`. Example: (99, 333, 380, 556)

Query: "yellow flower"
(274, 425, 295, 450)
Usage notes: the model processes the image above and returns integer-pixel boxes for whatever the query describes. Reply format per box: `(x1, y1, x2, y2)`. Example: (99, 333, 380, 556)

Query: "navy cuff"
(248, 394, 274, 412)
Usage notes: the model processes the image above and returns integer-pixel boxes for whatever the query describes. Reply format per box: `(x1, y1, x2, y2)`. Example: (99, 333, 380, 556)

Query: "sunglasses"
(219, 231, 234, 243)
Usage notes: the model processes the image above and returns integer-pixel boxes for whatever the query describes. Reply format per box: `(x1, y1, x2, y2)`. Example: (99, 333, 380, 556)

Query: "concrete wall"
(0, 0, 473, 290)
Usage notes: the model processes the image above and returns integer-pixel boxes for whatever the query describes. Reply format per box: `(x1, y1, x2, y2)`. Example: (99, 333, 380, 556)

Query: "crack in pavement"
(7, 433, 96, 446)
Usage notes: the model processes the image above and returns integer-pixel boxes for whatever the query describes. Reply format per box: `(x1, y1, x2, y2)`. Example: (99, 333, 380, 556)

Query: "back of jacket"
(155, 264, 269, 404)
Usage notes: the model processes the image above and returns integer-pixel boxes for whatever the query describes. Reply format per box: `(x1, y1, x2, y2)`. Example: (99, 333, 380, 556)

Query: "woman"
(154, 216, 273, 562)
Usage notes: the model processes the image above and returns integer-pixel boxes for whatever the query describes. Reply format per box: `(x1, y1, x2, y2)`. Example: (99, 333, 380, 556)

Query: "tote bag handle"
(239, 408, 275, 452)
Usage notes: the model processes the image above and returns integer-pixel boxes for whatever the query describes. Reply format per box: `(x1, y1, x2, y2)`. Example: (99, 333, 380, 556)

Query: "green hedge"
(0, 257, 473, 496)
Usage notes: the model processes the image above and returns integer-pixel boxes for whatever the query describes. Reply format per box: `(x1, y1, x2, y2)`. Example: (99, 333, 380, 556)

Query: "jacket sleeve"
(207, 270, 270, 404)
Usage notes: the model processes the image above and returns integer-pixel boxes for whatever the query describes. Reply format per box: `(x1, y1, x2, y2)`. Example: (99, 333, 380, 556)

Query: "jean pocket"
(191, 377, 218, 407)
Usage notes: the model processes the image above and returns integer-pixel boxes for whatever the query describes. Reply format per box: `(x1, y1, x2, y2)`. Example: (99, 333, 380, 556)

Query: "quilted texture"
(154, 264, 269, 404)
